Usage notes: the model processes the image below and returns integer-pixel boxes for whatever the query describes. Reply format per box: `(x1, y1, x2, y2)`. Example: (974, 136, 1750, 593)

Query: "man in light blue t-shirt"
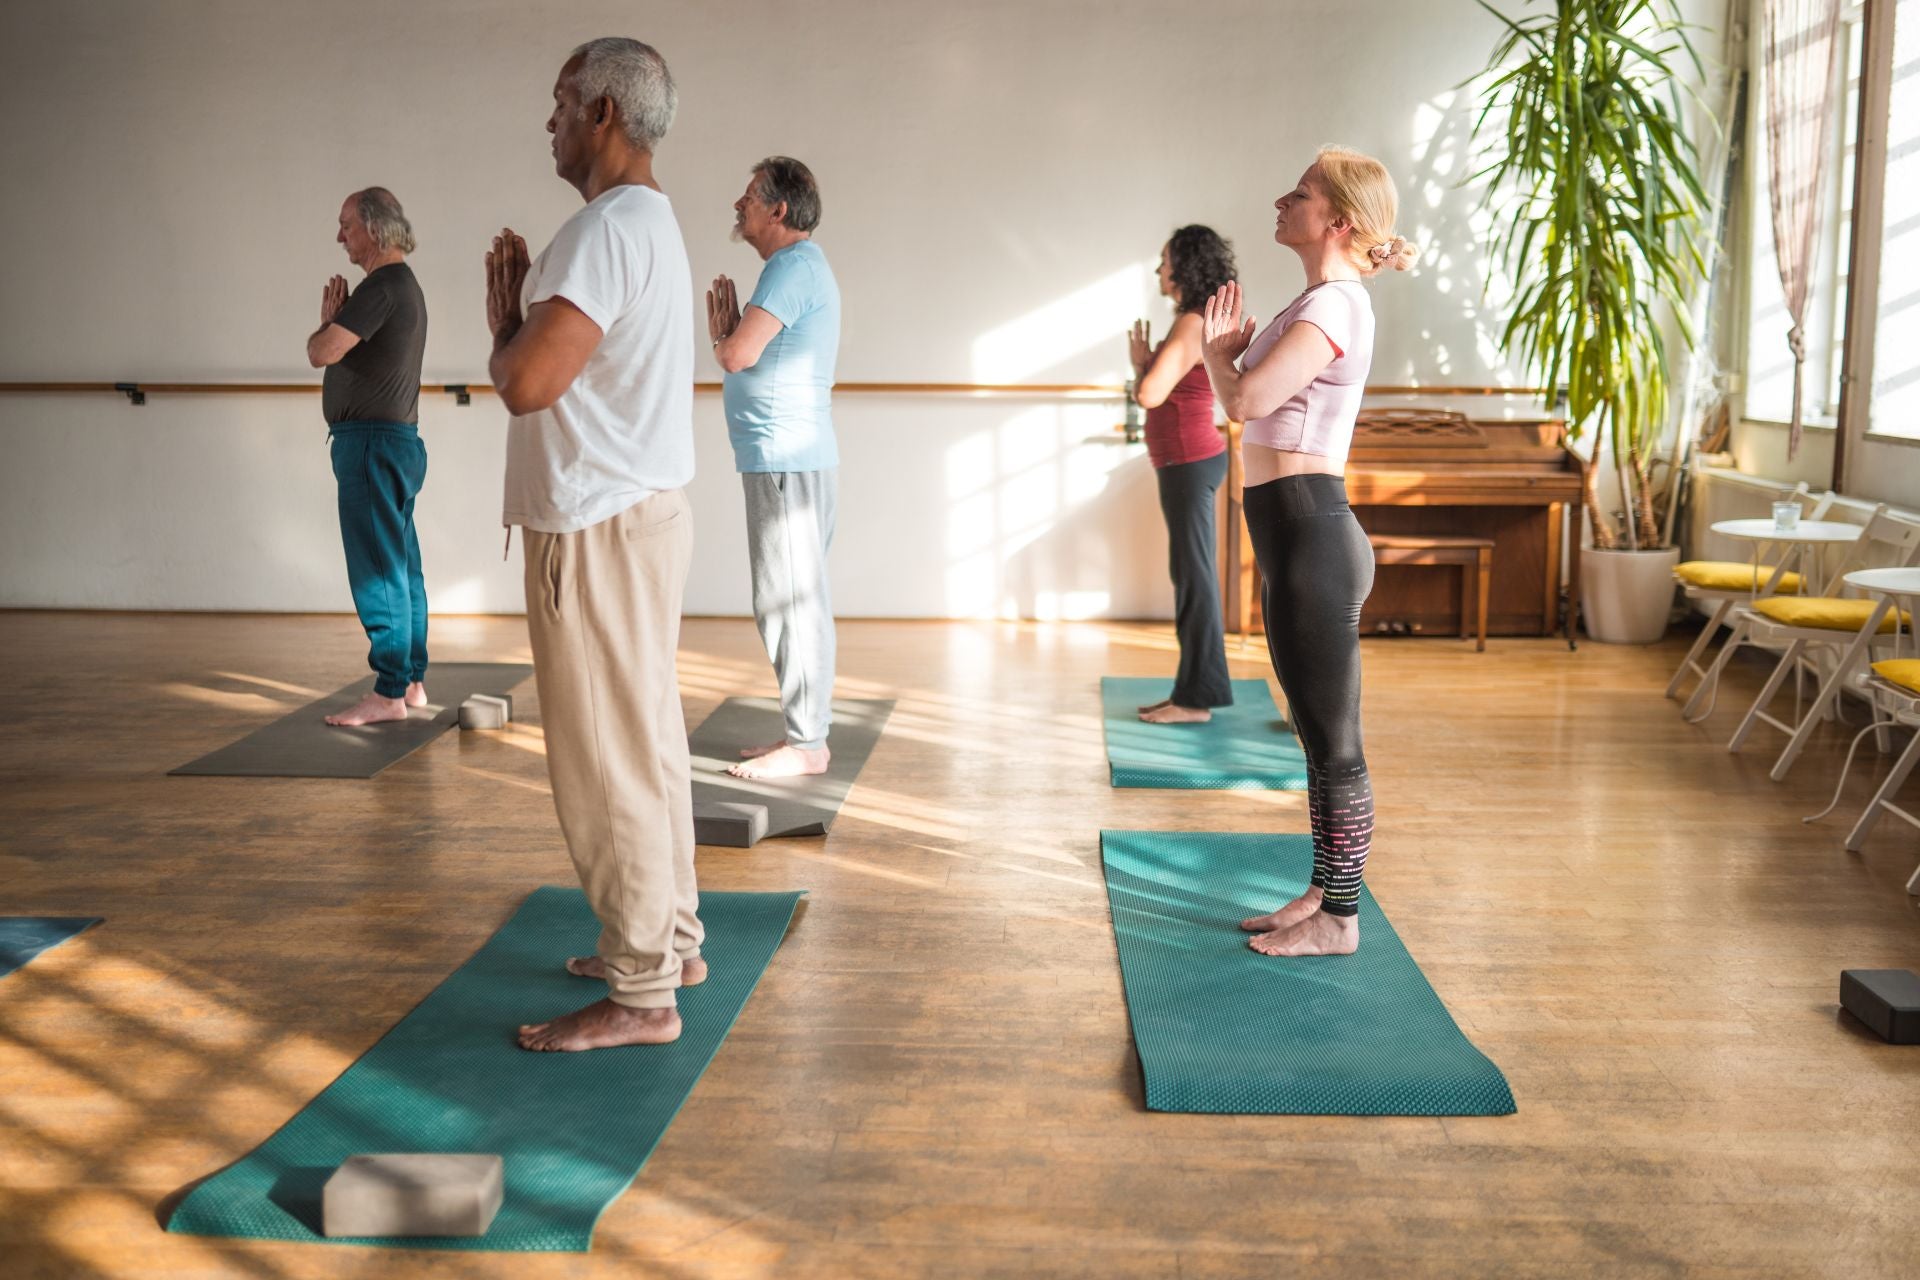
(707, 156, 841, 779)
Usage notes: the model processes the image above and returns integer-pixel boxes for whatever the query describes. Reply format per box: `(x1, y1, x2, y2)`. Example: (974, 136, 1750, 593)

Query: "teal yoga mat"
(167, 886, 803, 1251)
(1100, 830, 1514, 1116)
(0, 917, 102, 979)
(1102, 676, 1308, 790)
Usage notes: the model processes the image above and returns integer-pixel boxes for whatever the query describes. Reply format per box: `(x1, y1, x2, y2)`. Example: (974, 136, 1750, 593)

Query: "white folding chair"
(1681, 503, 1886, 723)
(1842, 661, 1920, 891)
(1703, 508, 1920, 781)
(1665, 483, 1832, 702)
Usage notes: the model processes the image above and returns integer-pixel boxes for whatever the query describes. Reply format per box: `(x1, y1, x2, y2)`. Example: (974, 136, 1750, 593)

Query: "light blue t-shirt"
(721, 239, 840, 473)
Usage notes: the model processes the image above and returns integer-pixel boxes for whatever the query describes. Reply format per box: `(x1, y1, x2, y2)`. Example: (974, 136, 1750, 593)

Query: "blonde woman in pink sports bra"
(1196, 146, 1418, 958)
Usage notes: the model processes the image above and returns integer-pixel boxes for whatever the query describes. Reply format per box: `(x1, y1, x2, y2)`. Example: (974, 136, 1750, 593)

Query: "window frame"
(1836, 0, 1920, 459)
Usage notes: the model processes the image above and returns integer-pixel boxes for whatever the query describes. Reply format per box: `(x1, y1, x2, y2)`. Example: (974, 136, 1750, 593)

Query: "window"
(1742, 2, 1865, 427)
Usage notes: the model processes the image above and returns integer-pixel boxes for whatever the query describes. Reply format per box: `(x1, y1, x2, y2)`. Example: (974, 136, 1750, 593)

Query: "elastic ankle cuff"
(608, 993, 677, 1011)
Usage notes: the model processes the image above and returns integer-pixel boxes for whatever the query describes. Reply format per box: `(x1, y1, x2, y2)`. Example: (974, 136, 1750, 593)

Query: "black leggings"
(1156, 451, 1234, 708)
(1243, 474, 1375, 917)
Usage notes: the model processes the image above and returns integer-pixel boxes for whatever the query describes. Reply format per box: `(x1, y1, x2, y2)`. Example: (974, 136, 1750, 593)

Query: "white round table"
(1710, 518, 1864, 544)
(1844, 567, 1920, 656)
(1842, 566, 1920, 597)
(1710, 518, 1863, 594)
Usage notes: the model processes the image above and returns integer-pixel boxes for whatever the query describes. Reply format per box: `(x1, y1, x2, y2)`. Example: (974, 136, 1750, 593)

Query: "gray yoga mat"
(688, 698, 894, 840)
(171, 663, 534, 779)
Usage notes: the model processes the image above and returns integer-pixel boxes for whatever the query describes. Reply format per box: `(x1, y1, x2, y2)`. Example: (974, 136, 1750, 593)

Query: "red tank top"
(1143, 346, 1223, 468)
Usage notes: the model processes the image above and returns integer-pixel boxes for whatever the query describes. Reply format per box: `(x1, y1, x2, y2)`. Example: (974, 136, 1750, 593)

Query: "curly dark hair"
(1164, 224, 1237, 315)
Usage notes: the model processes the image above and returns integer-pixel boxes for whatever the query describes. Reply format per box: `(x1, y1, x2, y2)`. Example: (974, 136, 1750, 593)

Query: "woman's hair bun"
(1367, 235, 1419, 272)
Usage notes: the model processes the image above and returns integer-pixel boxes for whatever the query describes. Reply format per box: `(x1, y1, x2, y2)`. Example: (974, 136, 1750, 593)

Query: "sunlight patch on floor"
(158, 683, 286, 714)
(210, 670, 324, 699)
(781, 849, 948, 890)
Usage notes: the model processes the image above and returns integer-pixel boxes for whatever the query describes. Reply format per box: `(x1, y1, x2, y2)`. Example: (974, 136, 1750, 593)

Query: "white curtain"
(1761, 0, 1846, 460)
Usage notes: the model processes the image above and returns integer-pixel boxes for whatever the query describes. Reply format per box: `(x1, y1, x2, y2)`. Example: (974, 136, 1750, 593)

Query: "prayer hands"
(1127, 319, 1152, 379)
(486, 228, 530, 344)
(706, 275, 740, 345)
(1201, 282, 1256, 364)
(320, 275, 348, 326)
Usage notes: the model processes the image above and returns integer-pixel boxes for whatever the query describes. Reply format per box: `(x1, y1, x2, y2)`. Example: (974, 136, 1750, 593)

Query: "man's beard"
(729, 221, 746, 244)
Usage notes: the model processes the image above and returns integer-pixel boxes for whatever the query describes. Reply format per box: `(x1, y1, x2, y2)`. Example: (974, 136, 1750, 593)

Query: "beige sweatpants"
(522, 488, 702, 1009)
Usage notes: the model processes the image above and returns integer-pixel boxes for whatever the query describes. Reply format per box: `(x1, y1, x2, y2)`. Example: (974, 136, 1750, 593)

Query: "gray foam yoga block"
(322, 1153, 504, 1237)
(458, 694, 510, 730)
(694, 801, 769, 848)
(1841, 969, 1920, 1044)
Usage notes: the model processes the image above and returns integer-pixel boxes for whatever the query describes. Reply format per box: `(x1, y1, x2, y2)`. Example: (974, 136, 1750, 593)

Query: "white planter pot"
(1581, 546, 1682, 645)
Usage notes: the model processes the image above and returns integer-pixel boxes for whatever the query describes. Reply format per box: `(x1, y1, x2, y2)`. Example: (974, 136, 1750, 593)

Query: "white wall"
(1727, 419, 1920, 511)
(0, 0, 1544, 616)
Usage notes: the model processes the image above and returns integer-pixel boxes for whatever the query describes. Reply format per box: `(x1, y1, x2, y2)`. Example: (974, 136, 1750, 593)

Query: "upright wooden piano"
(1218, 408, 1585, 643)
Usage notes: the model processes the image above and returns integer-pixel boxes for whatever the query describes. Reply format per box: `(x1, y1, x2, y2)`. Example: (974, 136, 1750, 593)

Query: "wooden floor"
(2, 611, 1918, 1279)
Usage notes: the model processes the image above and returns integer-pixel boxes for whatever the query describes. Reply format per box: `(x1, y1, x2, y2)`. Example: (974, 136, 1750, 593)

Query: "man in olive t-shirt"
(306, 187, 431, 727)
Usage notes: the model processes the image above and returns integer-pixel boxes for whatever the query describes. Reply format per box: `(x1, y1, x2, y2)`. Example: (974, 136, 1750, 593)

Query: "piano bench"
(1366, 534, 1494, 652)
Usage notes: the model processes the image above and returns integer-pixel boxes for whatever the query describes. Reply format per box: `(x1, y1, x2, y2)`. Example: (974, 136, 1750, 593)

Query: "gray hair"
(568, 37, 676, 151)
(353, 187, 415, 254)
(751, 156, 822, 233)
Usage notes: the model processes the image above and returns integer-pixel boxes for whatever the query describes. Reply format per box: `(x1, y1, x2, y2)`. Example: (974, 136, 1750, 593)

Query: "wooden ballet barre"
(0, 379, 1130, 400)
(0, 380, 1550, 404)
(1367, 385, 1548, 396)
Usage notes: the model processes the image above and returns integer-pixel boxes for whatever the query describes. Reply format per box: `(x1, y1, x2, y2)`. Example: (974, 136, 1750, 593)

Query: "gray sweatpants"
(742, 469, 837, 750)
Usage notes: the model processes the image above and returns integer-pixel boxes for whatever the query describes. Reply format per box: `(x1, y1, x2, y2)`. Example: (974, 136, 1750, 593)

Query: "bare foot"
(404, 682, 428, 708)
(1248, 909, 1359, 957)
(738, 738, 789, 759)
(1137, 697, 1172, 714)
(517, 997, 681, 1051)
(727, 743, 830, 779)
(1241, 886, 1324, 933)
(1139, 703, 1212, 724)
(324, 692, 410, 726)
(565, 954, 708, 986)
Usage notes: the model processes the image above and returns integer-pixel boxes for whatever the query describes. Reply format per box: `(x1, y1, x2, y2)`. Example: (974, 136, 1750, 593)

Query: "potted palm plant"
(1471, 0, 1712, 643)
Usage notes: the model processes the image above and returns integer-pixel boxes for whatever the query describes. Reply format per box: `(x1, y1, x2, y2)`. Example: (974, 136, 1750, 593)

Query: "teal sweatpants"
(329, 421, 428, 699)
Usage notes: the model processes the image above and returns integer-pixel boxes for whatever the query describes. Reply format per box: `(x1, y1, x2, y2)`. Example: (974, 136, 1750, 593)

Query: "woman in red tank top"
(1126, 225, 1237, 722)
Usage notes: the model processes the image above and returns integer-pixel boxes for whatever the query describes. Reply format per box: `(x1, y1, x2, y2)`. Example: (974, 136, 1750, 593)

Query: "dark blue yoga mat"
(1100, 830, 1514, 1116)
(1102, 676, 1308, 790)
(0, 917, 102, 979)
(167, 886, 803, 1251)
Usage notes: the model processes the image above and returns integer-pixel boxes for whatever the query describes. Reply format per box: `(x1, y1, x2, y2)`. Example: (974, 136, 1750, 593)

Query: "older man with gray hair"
(485, 37, 704, 1052)
(707, 157, 842, 779)
(306, 187, 431, 727)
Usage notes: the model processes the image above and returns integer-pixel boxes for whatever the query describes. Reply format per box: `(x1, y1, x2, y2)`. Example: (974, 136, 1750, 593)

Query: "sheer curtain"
(1761, 0, 1846, 459)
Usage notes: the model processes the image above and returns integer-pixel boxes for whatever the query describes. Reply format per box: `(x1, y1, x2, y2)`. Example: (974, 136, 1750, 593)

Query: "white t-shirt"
(502, 185, 696, 533)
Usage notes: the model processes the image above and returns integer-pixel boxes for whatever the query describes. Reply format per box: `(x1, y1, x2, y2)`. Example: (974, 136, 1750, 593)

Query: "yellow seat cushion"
(1674, 560, 1803, 592)
(1873, 659, 1920, 695)
(1752, 596, 1913, 632)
